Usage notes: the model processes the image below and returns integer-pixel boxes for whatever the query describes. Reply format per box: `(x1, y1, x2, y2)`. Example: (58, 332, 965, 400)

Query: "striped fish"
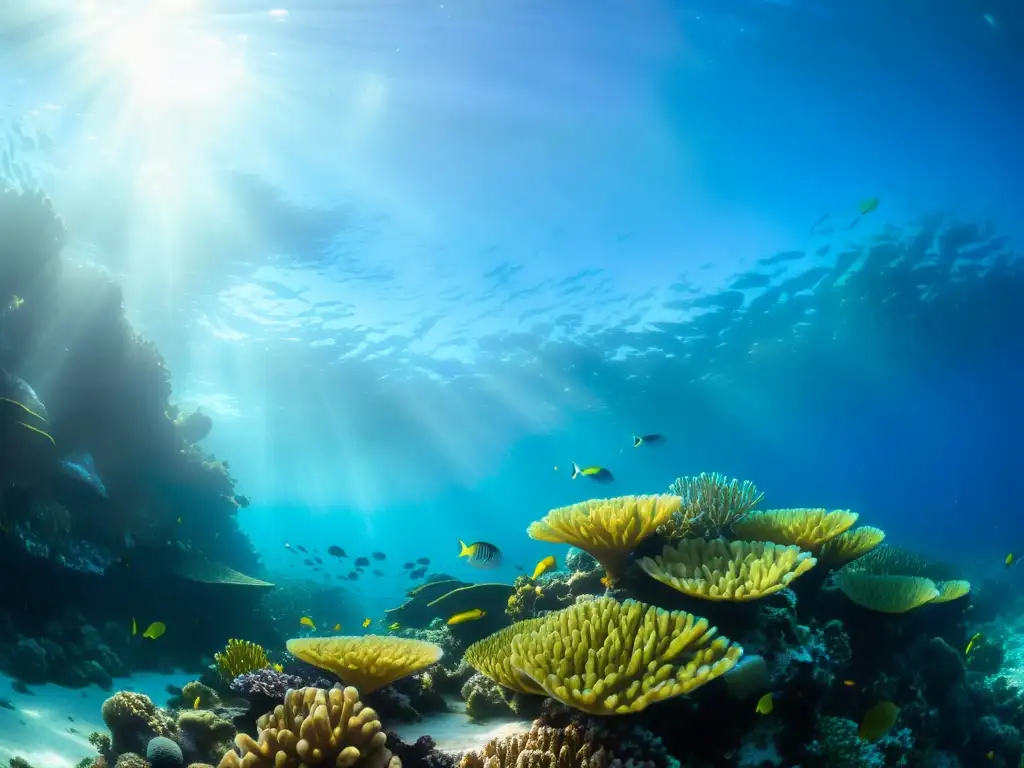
(458, 539, 502, 569)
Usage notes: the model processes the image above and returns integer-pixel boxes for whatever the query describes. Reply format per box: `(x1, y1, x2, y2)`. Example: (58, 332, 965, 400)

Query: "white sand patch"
(391, 697, 532, 753)
(0, 671, 195, 768)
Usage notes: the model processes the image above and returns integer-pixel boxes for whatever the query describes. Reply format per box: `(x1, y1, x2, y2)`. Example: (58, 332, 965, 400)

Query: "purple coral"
(230, 668, 305, 700)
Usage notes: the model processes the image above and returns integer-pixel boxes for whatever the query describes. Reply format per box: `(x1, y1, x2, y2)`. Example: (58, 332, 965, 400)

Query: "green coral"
(213, 639, 269, 681)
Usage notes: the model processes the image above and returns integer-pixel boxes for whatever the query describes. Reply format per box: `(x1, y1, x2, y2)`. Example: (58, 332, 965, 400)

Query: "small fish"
(192, 697, 200, 710)
(409, 566, 427, 578)
(372, 552, 386, 560)
(632, 434, 666, 448)
(809, 212, 830, 232)
(177, 517, 182, 525)
(1005, 553, 1015, 567)
(355, 557, 370, 567)
(570, 462, 614, 482)
(356, 567, 365, 573)
(531, 555, 556, 580)
(458, 539, 502, 568)
(333, 624, 341, 632)
(985, 751, 994, 760)
(417, 557, 430, 565)
(142, 622, 166, 640)
(858, 197, 879, 215)
(303, 559, 313, 566)
(514, 565, 524, 571)
(313, 556, 323, 565)
(300, 616, 316, 630)
(284, 542, 294, 551)
(348, 571, 359, 580)
(388, 622, 400, 631)
(600, 575, 612, 588)
(362, 618, 372, 628)
(447, 609, 486, 625)
(858, 701, 899, 742)
(403, 562, 414, 569)
(131, 617, 137, 637)
(327, 546, 347, 558)
(755, 693, 773, 715)
(965, 632, 984, 656)
(373, 569, 384, 577)
(296, 545, 308, 553)
(272, 663, 283, 672)
(843, 680, 856, 687)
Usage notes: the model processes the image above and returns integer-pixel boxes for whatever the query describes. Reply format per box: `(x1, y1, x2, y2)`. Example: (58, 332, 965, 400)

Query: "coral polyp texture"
(660, 472, 764, 539)
(526, 495, 682, 581)
(464, 619, 547, 694)
(478, 596, 742, 715)
(638, 538, 817, 601)
(286, 636, 443, 693)
(218, 686, 400, 768)
(819, 525, 886, 565)
(459, 722, 610, 768)
(214, 638, 270, 681)
(833, 545, 970, 613)
(731, 508, 859, 554)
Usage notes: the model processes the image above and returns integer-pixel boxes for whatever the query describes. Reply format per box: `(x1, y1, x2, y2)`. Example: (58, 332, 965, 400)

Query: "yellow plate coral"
(464, 619, 546, 695)
(527, 495, 682, 581)
(732, 508, 859, 554)
(286, 636, 443, 693)
(507, 596, 742, 715)
(638, 538, 817, 601)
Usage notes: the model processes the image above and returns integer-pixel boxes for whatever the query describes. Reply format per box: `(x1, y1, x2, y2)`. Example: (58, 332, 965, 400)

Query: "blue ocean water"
(0, 0, 1021, 701)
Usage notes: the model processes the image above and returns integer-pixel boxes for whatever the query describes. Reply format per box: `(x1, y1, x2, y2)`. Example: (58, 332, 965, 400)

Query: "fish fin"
(571, 462, 580, 479)
(457, 538, 471, 557)
(632, 435, 642, 448)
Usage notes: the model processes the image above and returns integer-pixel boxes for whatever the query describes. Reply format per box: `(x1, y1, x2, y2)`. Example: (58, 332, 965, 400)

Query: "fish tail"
(632, 435, 642, 448)
(571, 462, 581, 479)
(457, 538, 472, 557)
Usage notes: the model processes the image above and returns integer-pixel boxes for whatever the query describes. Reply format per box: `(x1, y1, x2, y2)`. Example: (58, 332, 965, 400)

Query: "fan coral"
(459, 722, 610, 768)
(819, 526, 886, 565)
(527, 495, 681, 582)
(464, 620, 546, 695)
(214, 639, 270, 681)
(286, 636, 443, 694)
(230, 668, 306, 700)
(732, 508, 859, 554)
(218, 686, 400, 768)
(660, 472, 764, 539)
(473, 597, 742, 715)
(638, 538, 817, 601)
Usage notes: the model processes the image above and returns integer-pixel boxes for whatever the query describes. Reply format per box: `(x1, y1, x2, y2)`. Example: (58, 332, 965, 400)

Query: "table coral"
(218, 686, 400, 768)
(286, 636, 443, 694)
(638, 538, 817, 601)
(733, 508, 859, 554)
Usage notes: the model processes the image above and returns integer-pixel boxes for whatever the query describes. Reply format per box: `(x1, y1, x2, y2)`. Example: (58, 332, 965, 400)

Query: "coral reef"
(286, 636, 444, 693)
(661, 472, 764, 540)
(218, 686, 400, 768)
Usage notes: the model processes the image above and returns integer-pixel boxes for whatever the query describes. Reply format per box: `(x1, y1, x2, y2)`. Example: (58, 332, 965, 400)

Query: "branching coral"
(833, 545, 970, 613)
(214, 639, 269, 681)
(218, 686, 400, 768)
(527, 495, 681, 582)
(660, 472, 764, 539)
(464, 620, 546, 695)
(459, 722, 610, 768)
(638, 538, 817, 601)
(732, 508, 858, 554)
(489, 597, 741, 715)
(819, 526, 886, 565)
(286, 636, 443, 694)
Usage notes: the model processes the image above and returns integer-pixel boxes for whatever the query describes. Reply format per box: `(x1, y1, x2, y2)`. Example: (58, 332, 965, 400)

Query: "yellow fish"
(858, 197, 879, 215)
(272, 663, 283, 672)
(142, 622, 166, 640)
(859, 701, 899, 742)
(192, 697, 200, 710)
(1006, 553, 1015, 567)
(447, 608, 486, 625)
(843, 680, 856, 688)
(299, 616, 316, 630)
(531, 555, 556, 580)
(333, 623, 341, 632)
(600, 575, 612, 588)
(131, 617, 137, 637)
(388, 622, 400, 631)
(362, 618, 372, 628)
(570, 462, 613, 482)
(755, 692, 773, 715)
(965, 632, 984, 656)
